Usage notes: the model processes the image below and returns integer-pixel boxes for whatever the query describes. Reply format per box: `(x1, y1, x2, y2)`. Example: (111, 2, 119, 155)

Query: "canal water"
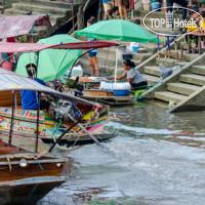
(39, 102, 205, 205)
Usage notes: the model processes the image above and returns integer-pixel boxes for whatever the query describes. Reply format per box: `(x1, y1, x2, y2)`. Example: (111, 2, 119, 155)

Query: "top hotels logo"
(143, 6, 203, 37)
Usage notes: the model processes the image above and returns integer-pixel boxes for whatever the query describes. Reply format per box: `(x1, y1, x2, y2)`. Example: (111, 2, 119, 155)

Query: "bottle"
(71, 65, 83, 77)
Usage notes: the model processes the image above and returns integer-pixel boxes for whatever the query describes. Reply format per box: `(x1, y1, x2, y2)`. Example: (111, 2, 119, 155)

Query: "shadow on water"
(39, 101, 205, 205)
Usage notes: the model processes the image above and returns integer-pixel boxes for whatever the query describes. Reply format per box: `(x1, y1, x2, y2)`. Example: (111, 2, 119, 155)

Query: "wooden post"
(77, 4, 84, 30)
(0, 0, 5, 14)
(97, 0, 102, 21)
(72, 2, 75, 32)
(9, 90, 16, 145)
(49, 118, 82, 152)
(35, 92, 40, 153)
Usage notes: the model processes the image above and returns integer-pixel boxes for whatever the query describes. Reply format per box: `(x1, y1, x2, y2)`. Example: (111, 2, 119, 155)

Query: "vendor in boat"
(21, 63, 48, 110)
(109, 59, 148, 90)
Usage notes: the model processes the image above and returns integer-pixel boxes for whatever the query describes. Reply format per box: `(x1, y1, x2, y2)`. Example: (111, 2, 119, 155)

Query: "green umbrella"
(75, 19, 158, 43)
(16, 34, 82, 82)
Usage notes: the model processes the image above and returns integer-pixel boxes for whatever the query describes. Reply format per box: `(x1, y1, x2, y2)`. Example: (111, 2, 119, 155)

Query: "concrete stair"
(133, 17, 177, 34)
(144, 65, 161, 77)
(12, 3, 71, 15)
(145, 60, 205, 112)
(82, 46, 154, 75)
(179, 74, 205, 86)
(94, 41, 194, 87)
(81, 52, 142, 75)
(4, 8, 65, 26)
(154, 91, 187, 104)
(139, 56, 190, 87)
(128, 9, 205, 112)
(134, 10, 182, 20)
(131, 10, 183, 35)
(3, 0, 78, 33)
(143, 74, 160, 85)
(25, 0, 75, 8)
(167, 82, 200, 95)
(191, 65, 205, 76)
(156, 58, 189, 67)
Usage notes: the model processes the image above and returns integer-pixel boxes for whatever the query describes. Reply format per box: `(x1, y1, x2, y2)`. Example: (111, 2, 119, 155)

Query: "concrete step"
(134, 10, 182, 19)
(24, 0, 74, 9)
(97, 48, 153, 62)
(143, 74, 160, 85)
(180, 74, 205, 86)
(80, 57, 123, 73)
(4, 8, 28, 15)
(154, 91, 187, 104)
(169, 50, 200, 61)
(156, 58, 187, 67)
(143, 65, 161, 77)
(167, 82, 200, 96)
(132, 17, 180, 34)
(4, 8, 64, 26)
(176, 61, 188, 67)
(12, 3, 71, 15)
(81, 55, 141, 69)
(191, 65, 205, 76)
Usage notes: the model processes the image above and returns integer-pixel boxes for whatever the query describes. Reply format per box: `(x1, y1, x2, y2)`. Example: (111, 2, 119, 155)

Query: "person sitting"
(109, 59, 148, 90)
(20, 63, 47, 110)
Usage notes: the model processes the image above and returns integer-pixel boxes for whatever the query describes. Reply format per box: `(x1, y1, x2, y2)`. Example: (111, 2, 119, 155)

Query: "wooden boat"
(41, 122, 115, 146)
(65, 77, 135, 106)
(0, 68, 107, 204)
(0, 139, 70, 204)
(0, 103, 111, 146)
(0, 41, 119, 203)
(42, 132, 114, 146)
(83, 89, 135, 106)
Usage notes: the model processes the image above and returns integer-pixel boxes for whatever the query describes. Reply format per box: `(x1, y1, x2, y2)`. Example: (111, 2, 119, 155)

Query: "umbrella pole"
(9, 90, 16, 145)
(36, 51, 40, 78)
(114, 47, 119, 83)
(35, 92, 40, 153)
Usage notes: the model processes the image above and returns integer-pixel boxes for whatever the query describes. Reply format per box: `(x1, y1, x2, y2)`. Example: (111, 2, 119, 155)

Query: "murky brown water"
(39, 101, 205, 205)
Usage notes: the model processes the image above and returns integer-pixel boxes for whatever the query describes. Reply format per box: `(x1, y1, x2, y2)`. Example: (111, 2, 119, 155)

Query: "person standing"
(101, 0, 113, 19)
(115, 0, 128, 19)
(87, 17, 100, 76)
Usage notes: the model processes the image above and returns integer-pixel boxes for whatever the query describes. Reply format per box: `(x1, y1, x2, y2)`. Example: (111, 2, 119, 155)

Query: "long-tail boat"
(0, 67, 104, 204)
(0, 41, 118, 147)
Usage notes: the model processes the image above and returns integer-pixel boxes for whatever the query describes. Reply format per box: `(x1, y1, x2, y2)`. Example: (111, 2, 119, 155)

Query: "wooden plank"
(83, 89, 113, 97)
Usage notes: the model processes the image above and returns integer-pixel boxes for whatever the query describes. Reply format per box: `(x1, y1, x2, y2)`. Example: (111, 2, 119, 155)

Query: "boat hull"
(0, 140, 71, 204)
(41, 133, 115, 146)
(0, 176, 65, 205)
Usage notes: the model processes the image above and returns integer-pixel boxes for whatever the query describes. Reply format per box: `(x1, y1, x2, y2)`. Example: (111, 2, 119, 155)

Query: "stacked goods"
(100, 82, 131, 96)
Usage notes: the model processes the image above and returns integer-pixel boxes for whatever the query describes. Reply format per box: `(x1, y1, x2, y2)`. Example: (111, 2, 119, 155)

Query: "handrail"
(137, 35, 185, 71)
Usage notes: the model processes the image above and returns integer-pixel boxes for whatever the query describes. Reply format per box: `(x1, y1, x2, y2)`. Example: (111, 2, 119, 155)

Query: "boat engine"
(50, 100, 81, 121)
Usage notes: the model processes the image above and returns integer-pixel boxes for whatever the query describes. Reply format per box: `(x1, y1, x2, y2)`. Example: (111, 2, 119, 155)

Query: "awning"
(0, 68, 96, 109)
(0, 15, 52, 39)
(0, 41, 118, 53)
